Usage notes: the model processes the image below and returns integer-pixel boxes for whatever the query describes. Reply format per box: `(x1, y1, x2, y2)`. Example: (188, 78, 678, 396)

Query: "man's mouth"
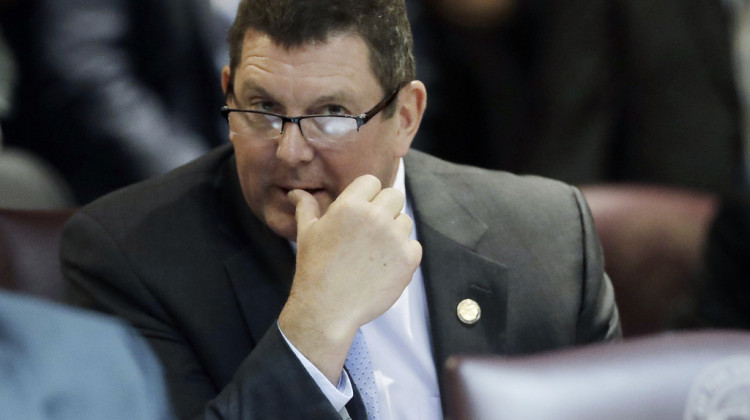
(280, 187, 326, 196)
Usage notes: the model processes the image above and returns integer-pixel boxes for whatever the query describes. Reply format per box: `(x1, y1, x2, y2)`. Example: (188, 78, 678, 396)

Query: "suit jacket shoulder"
(404, 150, 620, 367)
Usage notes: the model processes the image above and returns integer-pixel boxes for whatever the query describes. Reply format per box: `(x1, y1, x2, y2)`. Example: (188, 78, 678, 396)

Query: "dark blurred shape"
(1, 22, 76, 210)
(444, 330, 750, 420)
(409, 0, 741, 192)
(693, 193, 750, 330)
(409, 0, 549, 172)
(0, 0, 230, 204)
(428, 0, 516, 29)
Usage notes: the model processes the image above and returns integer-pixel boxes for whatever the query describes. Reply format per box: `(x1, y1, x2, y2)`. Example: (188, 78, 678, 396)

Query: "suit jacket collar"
(404, 150, 509, 386)
(404, 151, 487, 248)
(216, 154, 295, 345)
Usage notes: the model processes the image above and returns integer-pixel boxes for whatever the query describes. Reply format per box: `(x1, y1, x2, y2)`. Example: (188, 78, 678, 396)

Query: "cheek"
(234, 139, 275, 175)
(233, 140, 278, 206)
(321, 145, 396, 196)
(349, 133, 397, 171)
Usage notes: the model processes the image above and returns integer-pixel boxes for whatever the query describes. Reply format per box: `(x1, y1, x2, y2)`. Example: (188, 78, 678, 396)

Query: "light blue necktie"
(345, 329, 380, 420)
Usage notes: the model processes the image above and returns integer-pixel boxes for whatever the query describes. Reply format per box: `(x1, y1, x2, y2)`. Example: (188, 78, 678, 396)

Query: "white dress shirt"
(281, 159, 442, 419)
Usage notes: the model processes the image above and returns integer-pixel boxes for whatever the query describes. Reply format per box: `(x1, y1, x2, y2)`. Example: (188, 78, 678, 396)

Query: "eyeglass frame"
(220, 85, 403, 142)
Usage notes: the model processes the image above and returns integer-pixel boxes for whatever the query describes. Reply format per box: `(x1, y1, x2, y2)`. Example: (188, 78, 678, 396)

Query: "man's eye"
(249, 101, 277, 112)
(324, 105, 346, 115)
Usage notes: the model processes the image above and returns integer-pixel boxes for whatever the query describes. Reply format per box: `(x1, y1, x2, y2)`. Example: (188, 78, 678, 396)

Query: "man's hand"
(278, 174, 422, 384)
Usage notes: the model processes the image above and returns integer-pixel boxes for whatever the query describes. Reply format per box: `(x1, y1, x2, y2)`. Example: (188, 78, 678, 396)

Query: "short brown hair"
(226, 0, 415, 108)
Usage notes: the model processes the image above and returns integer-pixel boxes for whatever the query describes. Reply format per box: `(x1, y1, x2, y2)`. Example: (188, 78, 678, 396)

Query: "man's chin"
(263, 194, 332, 241)
(264, 212, 298, 242)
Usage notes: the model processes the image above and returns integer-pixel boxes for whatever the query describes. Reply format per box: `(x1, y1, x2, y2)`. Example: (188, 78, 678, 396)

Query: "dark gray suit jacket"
(62, 145, 620, 419)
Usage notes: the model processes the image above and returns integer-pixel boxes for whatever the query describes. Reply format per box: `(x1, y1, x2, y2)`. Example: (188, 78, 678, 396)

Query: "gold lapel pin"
(457, 298, 481, 325)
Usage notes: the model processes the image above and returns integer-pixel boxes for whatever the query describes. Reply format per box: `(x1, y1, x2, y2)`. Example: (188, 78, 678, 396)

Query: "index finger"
(336, 174, 382, 203)
(288, 189, 321, 231)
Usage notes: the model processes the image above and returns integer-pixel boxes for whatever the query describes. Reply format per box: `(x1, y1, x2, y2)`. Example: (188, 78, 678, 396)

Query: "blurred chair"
(580, 184, 718, 336)
(444, 330, 750, 420)
(0, 146, 76, 209)
(0, 208, 77, 301)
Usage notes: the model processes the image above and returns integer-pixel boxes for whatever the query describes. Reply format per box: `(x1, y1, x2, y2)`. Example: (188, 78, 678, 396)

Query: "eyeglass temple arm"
(358, 87, 402, 126)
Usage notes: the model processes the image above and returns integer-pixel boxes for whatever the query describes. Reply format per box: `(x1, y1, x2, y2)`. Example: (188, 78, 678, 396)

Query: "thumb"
(288, 189, 321, 231)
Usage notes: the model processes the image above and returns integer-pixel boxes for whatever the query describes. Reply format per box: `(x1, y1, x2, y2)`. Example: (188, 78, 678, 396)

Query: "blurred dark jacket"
(409, 0, 742, 192)
(694, 193, 750, 329)
(0, 0, 230, 203)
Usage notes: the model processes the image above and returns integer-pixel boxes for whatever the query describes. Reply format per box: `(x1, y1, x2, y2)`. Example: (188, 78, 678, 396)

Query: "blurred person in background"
(0, 10, 75, 209)
(0, 290, 175, 419)
(0, 0, 235, 204)
(408, 0, 742, 192)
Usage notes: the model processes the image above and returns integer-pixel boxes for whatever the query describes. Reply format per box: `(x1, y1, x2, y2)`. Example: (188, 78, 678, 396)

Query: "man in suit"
(0, 290, 174, 420)
(62, 0, 621, 418)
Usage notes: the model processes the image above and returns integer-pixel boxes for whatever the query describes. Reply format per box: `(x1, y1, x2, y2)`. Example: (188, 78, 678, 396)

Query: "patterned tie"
(345, 329, 380, 420)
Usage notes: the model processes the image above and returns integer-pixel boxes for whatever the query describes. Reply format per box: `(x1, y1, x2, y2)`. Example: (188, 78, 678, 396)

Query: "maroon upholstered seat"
(0, 208, 77, 301)
(581, 184, 718, 336)
(444, 330, 750, 420)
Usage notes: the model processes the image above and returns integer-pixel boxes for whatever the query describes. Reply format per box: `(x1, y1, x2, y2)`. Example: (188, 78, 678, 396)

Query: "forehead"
(233, 29, 382, 104)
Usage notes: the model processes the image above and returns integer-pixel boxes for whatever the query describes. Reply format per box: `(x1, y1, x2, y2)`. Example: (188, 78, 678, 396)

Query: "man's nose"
(276, 121, 314, 165)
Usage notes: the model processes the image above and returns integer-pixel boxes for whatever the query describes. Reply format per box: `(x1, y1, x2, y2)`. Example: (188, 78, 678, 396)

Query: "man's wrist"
(278, 296, 357, 382)
(277, 321, 353, 412)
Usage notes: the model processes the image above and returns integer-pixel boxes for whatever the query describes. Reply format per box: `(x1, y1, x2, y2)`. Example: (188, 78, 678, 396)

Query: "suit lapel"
(418, 225, 508, 377)
(405, 151, 509, 384)
(223, 246, 293, 346)
(344, 367, 368, 420)
(217, 156, 295, 345)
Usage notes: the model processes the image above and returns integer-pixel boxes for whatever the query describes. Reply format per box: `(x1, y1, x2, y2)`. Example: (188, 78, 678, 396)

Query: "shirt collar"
(394, 157, 409, 212)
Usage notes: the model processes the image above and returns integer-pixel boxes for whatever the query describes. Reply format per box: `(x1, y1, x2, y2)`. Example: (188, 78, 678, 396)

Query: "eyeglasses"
(220, 87, 401, 144)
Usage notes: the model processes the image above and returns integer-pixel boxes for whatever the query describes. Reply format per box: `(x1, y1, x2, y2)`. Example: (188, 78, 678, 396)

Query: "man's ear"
(221, 66, 232, 99)
(394, 80, 427, 157)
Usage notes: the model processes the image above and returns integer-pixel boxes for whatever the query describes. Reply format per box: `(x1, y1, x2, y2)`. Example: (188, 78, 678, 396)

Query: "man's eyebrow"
(309, 92, 358, 109)
(234, 83, 360, 112)
(312, 94, 344, 105)
(235, 80, 275, 100)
